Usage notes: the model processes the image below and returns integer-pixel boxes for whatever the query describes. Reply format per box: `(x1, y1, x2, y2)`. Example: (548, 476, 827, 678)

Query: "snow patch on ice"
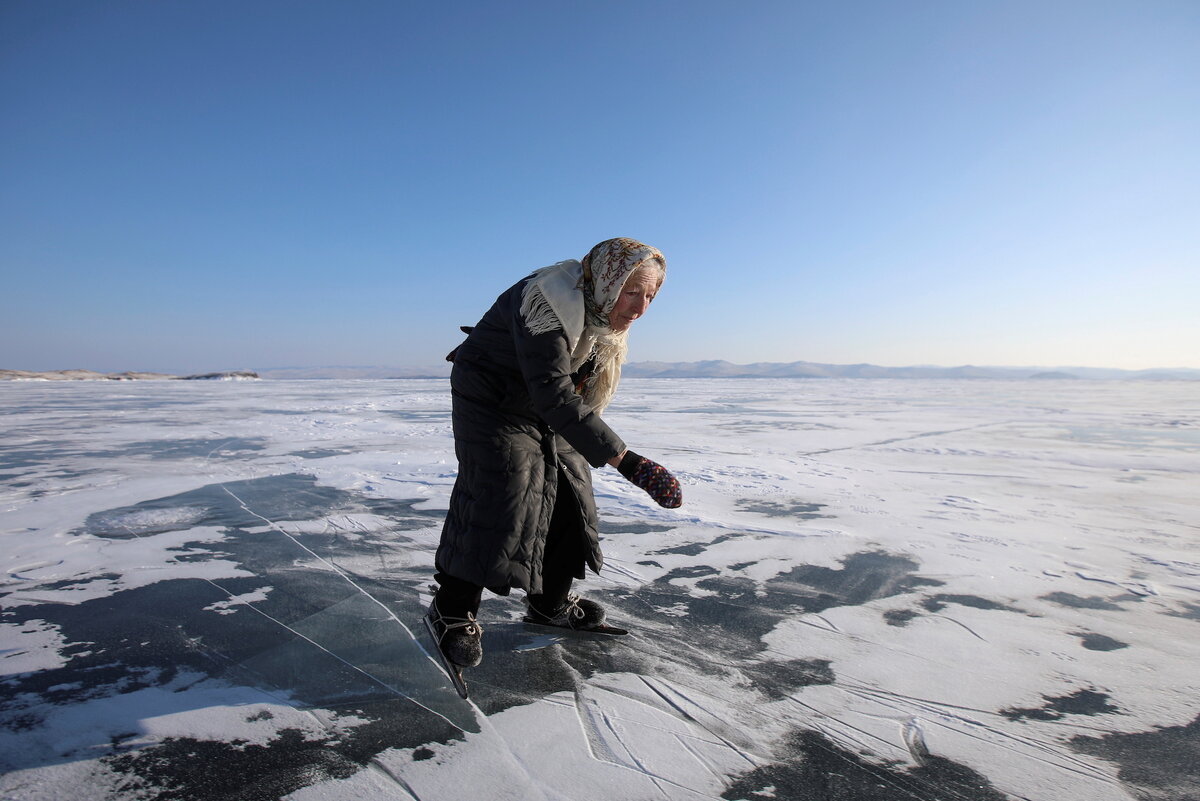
(203, 586, 273, 615)
(0, 619, 69, 675)
(2, 526, 250, 607)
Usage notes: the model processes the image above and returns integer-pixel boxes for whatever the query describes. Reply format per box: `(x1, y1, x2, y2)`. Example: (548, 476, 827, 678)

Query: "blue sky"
(2, 0, 1197, 373)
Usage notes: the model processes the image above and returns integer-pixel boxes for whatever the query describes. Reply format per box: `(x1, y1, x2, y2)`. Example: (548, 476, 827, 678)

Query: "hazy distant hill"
(0, 369, 259, 381)
(253, 366, 451, 380)
(621, 360, 1200, 381)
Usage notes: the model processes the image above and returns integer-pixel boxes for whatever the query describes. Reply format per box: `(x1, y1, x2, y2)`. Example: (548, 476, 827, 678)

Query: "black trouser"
(435, 470, 586, 619)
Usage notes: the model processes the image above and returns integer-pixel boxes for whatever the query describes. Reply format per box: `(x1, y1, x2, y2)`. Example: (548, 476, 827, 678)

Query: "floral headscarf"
(518, 237, 666, 413)
(580, 238, 667, 328)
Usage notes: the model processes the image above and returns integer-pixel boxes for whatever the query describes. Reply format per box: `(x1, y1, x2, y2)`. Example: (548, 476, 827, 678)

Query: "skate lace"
(562, 593, 586, 621)
(444, 615, 481, 637)
(430, 601, 481, 641)
(526, 592, 586, 624)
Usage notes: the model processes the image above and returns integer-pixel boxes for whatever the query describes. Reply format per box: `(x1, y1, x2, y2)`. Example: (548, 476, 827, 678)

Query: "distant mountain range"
(621, 360, 1200, 381)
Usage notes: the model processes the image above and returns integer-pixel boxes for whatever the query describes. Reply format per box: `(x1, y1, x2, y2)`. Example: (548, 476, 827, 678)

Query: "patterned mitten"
(617, 451, 683, 509)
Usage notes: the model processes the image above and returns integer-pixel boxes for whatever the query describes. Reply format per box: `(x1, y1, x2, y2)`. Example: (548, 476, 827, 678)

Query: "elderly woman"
(429, 237, 682, 671)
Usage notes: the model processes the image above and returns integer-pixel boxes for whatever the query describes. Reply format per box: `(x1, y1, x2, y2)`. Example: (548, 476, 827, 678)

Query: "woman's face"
(608, 269, 661, 332)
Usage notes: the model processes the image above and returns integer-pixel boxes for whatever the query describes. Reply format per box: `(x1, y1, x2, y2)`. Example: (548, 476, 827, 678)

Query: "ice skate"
(523, 593, 628, 635)
(425, 599, 483, 667)
(422, 599, 482, 699)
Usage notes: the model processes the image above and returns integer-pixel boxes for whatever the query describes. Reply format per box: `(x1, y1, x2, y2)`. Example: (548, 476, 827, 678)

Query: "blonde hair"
(632, 258, 665, 282)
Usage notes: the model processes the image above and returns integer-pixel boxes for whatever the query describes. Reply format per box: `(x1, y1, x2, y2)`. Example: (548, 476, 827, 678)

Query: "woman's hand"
(614, 450, 682, 508)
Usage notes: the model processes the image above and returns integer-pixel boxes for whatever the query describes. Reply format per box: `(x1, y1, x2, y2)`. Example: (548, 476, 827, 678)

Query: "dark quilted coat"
(436, 277, 626, 595)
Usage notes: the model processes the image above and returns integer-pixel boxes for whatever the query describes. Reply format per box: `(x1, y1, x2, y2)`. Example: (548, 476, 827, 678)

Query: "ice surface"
(1, 378, 1198, 800)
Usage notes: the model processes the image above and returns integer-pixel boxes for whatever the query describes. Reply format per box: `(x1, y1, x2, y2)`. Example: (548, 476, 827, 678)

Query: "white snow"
(1, 378, 1198, 800)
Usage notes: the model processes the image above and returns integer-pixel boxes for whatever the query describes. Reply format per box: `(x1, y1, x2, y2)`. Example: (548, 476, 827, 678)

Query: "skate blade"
(423, 614, 470, 699)
(522, 618, 629, 636)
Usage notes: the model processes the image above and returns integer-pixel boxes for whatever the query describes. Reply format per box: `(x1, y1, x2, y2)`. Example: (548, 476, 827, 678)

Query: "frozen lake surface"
(2, 378, 1198, 801)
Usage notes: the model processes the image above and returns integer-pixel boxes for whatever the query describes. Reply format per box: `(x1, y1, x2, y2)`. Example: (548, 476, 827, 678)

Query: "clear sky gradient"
(2, 1, 1197, 373)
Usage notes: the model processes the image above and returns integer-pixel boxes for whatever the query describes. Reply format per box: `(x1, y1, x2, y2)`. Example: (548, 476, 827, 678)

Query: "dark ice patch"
(774, 551, 942, 611)
(652, 533, 735, 557)
(625, 574, 779, 653)
(105, 731, 358, 798)
(0, 437, 270, 473)
(722, 729, 1010, 801)
(884, 608, 921, 627)
(0, 575, 449, 717)
(2, 578, 271, 718)
(0, 445, 63, 471)
(2, 578, 468, 785)
(76, 474, 351, 538)
(1074, 631, 1129, 651)
(1040, 592, 1134, 610)
(741, 658, 835, 697)
(1071, 714, 1200, 801)
(1166, 601, 1200, 621)
(104, 716, 456, 801)
(105, 437, 268, 460)
(0, 438, 98, 480)
(609, 550, 940, 663)
(2, 476, 467, 789)
(289, 447, 357, 459)
(1, 434, 276, 489)
(921, 594, 1019, 613)
(653, 543, 707, 557)
(736, 499, 832, 519)
(75, 474, 441, 541)
(1000, 688, 1119, 722)
(599, 519, 676, 535)
(667, 565, 722, 580)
